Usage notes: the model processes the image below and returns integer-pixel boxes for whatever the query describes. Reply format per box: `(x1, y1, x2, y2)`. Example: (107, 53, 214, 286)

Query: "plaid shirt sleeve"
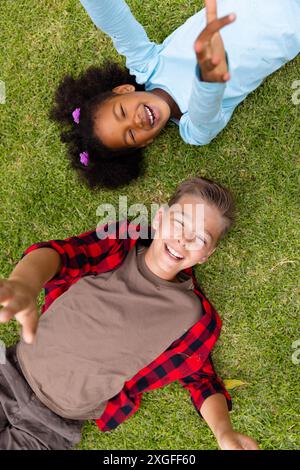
(178, 353, 232, 418)
(21, 221, 126, 312)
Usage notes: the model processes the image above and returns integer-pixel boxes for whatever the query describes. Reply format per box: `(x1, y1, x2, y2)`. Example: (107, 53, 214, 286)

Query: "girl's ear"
(112, 84, 135, 94)
(139, 138, 154, 148)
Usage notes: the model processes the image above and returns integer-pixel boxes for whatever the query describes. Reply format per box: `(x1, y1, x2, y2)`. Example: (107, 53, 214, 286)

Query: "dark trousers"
(0, 344, 85, 450)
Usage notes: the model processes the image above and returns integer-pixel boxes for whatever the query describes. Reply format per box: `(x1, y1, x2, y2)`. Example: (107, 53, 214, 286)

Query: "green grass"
(0, 0, 299, 450)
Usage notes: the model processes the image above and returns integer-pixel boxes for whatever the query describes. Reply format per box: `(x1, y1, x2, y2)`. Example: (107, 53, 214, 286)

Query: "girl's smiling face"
(93, 84, 171, 150)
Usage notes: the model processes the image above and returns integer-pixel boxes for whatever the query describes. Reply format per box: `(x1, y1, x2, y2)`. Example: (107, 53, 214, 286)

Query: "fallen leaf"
(224, 379, 247, 390)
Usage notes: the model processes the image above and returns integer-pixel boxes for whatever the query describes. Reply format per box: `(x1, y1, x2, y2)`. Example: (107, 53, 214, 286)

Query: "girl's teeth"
(145, 105, 154, 126)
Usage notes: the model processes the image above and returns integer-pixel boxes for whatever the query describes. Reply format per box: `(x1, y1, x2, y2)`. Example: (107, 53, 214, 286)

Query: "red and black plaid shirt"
(22, 220, 232, 432)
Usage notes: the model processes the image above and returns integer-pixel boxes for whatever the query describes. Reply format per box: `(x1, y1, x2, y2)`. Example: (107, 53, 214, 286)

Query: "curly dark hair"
(50, 61, 146, 189)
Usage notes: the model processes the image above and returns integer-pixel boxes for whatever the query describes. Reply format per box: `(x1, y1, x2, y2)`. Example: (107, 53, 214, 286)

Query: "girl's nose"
(133, 104, 146, 128)
(133, 113, 144, 129)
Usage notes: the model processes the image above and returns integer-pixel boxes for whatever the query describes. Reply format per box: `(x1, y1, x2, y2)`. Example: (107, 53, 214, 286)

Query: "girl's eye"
(121, 105, 125, 117)
(129, 130, 135, 143)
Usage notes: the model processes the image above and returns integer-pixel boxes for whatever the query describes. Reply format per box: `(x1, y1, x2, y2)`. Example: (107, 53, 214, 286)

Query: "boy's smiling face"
(146, 194, 227, 281)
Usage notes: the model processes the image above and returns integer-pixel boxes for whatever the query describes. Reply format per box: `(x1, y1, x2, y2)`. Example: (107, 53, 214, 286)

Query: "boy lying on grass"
(0, 177, 259, 450)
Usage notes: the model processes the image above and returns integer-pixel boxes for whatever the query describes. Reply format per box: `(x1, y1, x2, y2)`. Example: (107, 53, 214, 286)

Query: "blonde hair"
(168, 177, 236, 239)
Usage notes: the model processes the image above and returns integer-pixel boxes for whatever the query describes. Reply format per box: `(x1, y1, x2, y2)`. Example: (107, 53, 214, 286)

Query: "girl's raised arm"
(79, 0, 160, 82)
(179, 0, 236, 146)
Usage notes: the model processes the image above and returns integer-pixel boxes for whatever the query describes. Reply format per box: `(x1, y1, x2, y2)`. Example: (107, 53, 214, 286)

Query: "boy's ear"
(197, 246, 217, 265)
(112, 84, 135, 94)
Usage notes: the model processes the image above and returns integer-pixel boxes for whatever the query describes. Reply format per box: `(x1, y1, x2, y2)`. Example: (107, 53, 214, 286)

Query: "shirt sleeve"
(21, 221, 125, 284)
(79, 0, 160, 81)
(178, 354, 232, 418)
(179, 62, 235, 146)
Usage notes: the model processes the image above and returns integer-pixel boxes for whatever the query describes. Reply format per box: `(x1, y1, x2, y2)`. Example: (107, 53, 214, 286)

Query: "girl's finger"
(202, 58, 216, 72)
(194, 40, 204, 54)
(205, 0, 217, 23)
(211, 55, 221, 66)
(194, 40, 211, 61)
(204, 13, 236, 39)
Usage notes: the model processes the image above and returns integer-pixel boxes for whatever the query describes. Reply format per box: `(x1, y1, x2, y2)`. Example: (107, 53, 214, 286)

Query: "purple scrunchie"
(72, 107, 81, 124)
(79, 151, 89, 166)
(72, 108, 89, 166)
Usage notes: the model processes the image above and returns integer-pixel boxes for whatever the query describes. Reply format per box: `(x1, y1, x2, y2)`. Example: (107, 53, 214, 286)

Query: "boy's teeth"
(166, 244, 183, 259)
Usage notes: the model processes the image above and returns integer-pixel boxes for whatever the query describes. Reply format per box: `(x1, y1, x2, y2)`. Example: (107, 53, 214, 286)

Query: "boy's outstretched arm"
(0, 221, 126, 344)
(200, 393, 259, 450)
(179, 354, 259, 450)
(0, 248, 62, 344)
(0, 219, 126, 345)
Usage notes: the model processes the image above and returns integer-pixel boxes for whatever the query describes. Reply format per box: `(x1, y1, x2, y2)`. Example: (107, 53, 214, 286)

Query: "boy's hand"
(217, 430, 259, 450)
(0, 279, 39, 344)
(194, 0, 236, 83)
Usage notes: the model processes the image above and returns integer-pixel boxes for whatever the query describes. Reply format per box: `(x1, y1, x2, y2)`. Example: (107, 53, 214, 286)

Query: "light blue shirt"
(79, 0, 300, 146)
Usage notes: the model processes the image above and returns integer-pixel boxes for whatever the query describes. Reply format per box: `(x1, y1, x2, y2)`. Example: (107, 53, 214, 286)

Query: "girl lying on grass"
(51, 0, 300, 188)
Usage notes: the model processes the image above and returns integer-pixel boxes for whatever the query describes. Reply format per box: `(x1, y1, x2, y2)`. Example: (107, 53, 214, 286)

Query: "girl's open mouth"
(144, 104, 160, 128)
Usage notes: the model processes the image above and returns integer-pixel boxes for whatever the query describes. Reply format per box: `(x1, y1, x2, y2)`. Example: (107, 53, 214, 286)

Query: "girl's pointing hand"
(194, 0, 236, 83)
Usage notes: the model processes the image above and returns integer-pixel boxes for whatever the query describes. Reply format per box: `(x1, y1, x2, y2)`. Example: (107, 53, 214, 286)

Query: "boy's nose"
(186, 235, 195, 243)
(184, 231, 195, 242)
(181, 233, 196, 248)
(177, 238, 187, 250)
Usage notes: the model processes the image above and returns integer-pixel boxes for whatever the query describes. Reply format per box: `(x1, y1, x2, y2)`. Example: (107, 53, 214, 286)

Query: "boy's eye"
(196, 236, 206, 245)
(173, 217, 206, 245)
(173, 219, 184, 230)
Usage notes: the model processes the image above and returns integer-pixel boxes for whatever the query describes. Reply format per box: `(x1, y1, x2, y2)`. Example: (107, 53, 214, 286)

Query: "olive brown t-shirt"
(17, 240, 202, 420)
